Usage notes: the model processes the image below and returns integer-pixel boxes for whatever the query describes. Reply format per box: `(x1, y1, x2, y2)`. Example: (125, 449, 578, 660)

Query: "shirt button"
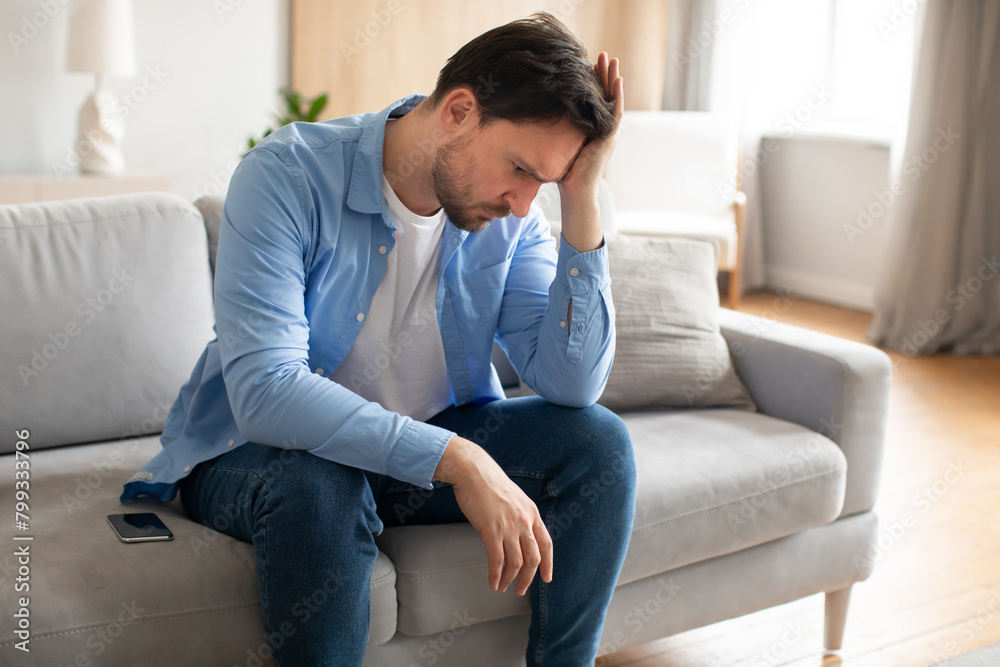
(315, 368, 324, 375)
(183, 466, 191, 472)
(569, 267, 580, 277)
(357, 313, 365, 322)
(560, 320, 567, 328)
(227, 438, 235, 447)
(378, 245, 387, 255)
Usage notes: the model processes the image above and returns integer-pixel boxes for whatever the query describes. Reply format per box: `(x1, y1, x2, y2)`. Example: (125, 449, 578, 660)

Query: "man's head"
(423, 13, 616, 232)
(427, 12, 616, 143)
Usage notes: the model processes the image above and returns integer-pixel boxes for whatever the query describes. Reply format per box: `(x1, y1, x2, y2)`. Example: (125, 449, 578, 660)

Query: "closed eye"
(513, 162, 544, 182)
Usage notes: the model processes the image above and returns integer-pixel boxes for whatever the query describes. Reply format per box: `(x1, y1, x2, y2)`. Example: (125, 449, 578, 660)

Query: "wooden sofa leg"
(824, 585, 853, 651)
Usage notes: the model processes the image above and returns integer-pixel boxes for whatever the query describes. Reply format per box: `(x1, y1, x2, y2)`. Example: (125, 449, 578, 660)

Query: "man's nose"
(504, 182, 542, 219)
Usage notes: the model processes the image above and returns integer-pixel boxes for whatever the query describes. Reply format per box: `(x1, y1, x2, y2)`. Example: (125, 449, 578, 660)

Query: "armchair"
(603, 110, 747, 308)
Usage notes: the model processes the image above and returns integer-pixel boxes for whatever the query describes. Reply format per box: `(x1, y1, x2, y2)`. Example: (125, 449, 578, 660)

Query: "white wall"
(759, 133, 895, 311)
(0, 0, 289, 200)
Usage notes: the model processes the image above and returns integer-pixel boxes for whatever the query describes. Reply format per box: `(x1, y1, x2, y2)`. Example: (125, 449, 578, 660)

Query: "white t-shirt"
(330, 175, 454, 422)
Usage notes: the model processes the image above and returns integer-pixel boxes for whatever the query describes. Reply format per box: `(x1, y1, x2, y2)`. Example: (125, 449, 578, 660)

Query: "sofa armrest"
(718, 308, 892, 518)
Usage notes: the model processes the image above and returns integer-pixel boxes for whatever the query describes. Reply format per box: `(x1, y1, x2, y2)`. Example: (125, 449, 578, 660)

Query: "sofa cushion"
(598, 233, 756, 412)
(0, 438, 398, 664)
(618, 408, 846, 581)
(0, 193, 216, 452)
(375, 409, 846, 637)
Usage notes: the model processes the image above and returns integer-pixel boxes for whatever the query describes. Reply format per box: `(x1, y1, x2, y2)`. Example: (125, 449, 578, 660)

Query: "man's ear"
(438, 87, 479, 134)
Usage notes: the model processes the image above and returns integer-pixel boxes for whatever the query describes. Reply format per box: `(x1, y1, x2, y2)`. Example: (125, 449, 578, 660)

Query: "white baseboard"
(765, 266, 875, 312)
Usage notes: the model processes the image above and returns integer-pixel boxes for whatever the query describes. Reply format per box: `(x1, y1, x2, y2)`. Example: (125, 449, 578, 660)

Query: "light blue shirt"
(121, 94, 615, 504)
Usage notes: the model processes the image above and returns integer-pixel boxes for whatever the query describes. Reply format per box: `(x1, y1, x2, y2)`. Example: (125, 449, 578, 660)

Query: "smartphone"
(107, 513, 174, 543)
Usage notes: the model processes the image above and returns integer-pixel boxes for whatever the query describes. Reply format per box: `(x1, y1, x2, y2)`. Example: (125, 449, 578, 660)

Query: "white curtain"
(702, 0, 837, 293)
(866, 1, 1000, 356)
(661, 0, 717, 111)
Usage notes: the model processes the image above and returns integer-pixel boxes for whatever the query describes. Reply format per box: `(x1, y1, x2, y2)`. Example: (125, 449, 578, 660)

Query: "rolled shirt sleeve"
(495, 207, 616, 408)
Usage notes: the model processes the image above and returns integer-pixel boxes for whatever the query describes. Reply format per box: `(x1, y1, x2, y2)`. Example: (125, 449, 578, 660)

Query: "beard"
(431, 136, 511, 233)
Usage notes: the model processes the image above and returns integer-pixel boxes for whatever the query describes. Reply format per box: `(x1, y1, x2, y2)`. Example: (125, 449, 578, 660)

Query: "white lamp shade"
(66, 0, 136, 77)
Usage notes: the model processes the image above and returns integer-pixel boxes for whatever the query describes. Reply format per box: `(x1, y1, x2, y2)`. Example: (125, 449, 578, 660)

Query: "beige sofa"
(0, 190, 890, 665)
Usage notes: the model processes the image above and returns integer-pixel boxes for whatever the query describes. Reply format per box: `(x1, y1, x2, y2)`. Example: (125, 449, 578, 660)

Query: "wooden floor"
(598, 291, 1000, 667)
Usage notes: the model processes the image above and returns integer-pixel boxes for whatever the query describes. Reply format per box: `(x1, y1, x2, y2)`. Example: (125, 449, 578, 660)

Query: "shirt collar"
(347, 94, 427, 215)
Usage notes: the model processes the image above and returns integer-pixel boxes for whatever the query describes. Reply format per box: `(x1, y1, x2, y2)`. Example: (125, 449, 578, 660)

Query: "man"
(121, 12, 635, 666)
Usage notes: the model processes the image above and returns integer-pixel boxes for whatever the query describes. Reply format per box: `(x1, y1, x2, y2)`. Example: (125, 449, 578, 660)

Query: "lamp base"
(76, 89, 126, 174)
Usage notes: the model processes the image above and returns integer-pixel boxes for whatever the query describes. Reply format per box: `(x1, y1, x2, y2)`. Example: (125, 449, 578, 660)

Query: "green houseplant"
(245, 87, 329, 154)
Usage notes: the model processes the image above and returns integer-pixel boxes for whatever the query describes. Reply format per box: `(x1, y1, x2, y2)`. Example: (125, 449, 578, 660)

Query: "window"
(709, 0, 916, 143)
(820, 0, 917, 135)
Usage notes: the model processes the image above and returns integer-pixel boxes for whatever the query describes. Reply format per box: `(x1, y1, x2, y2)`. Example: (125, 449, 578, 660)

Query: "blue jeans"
(179, 396, 636, 666)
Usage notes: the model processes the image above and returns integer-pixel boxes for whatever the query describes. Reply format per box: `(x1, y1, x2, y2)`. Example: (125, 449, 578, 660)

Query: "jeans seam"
(504, 469, 549, 481)
(257, 481, 280, 666)
(536, 488, 560, 664)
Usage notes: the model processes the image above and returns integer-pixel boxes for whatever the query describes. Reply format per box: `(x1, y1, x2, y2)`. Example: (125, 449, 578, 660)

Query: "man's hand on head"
(560, 52, 624, 199)
(558, 52, 624, 253)
(434, 435, 553, 596)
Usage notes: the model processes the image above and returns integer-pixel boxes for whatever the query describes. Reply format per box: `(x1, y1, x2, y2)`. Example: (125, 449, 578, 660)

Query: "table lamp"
(65, 0, 136, 174)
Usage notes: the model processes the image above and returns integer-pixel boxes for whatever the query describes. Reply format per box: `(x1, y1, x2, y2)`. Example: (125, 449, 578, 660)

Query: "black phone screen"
(107, 512, 174, 542)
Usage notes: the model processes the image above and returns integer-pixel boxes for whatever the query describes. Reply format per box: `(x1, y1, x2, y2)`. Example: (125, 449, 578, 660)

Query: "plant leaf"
(246, 87, 329, 158)
(307, 94, 328, 122)
(281, 88, 302, 118)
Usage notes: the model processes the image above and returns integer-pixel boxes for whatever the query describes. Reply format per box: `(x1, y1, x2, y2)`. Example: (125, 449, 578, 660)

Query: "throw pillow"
(598, 232, 756, 412)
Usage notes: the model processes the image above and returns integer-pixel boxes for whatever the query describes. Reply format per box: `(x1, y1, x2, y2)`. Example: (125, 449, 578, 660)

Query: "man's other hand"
(434, 435, 553, 596)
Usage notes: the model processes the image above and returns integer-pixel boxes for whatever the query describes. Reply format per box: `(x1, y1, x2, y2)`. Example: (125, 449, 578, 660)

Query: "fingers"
(595, 51, 609, 93)
(594, 51, 622, 110)
(514, 533, 542, 596)
(534, 518, 554, 584)
(489, 514, 550, 596)
(486, 537, 505, 592)
(498, 535, 522, 594)
(499, 527, 543, 595)
(614, 75, 625, 119)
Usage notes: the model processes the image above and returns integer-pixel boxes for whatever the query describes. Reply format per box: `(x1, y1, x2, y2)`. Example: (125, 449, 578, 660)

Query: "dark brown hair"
(426, 12, 616, 141)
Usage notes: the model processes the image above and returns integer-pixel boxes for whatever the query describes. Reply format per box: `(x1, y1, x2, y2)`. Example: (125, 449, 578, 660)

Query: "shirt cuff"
(384, 419, 455, 489)
(556, 233, 610, 295)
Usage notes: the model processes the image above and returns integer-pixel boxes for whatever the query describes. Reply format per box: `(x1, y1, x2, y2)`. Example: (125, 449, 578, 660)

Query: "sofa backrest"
(0, 192, 215, 453)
